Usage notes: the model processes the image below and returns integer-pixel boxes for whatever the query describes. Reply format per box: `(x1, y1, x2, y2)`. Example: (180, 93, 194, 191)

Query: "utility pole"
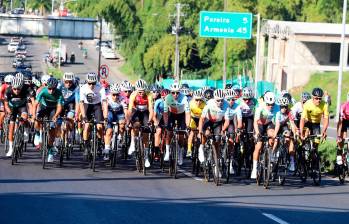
(336, 0, 348, 121)
(98, 16, 102, 80)
(51, 0, 54, 14)
(254, 13, 261, 95)
(223, 0, 227, 88)
(174, 3, 181, 82)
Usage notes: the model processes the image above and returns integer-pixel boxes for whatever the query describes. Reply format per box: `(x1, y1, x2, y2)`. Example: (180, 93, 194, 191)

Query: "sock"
(253, 160, 257, 170)
(290, 155, 295, 163)
(9, 141, 13, 150)
(165, 144, 170, 152)
(187, 143, 192, 153)
(105, 144, 111, 150)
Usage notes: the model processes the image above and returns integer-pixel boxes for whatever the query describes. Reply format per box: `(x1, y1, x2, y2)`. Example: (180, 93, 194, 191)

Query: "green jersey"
(36, 87, 64, 108)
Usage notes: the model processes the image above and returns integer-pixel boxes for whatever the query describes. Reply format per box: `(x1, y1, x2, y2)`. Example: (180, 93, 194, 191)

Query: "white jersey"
(80, 83, 106, 104)
(291, 102, 303, 121)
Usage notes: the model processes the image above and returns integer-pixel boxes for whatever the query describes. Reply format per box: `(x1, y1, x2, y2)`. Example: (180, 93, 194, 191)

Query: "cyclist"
(150, 84, 161, 102)
(120, 80, 133, 117)
(33, 77, 63, 162)
(300, 88, 329, 141)
(58, 72, 80, 147)
(0, 75, 14, 131)
(128, 79, 154, 168)
(37, 74, 51, 95)
(153, 88, 170, 160)
(181, 85, 192, 103)
(336, 92, 349, 165)
(187, 89, 206, 157)
(4, 77, 35, 157)
(273, 97, 298, 171)
(198, 89, 230, 163)
(100, 78, 110, 96)
(291, 92, 311, 128)
(237, 87, 258, 134)
(79, 72, 107, 158)
(103, 84, 127, 160)
(251, 92, 279, 179)
(203, 88, 214, 102)
(163, 82, 190, 165)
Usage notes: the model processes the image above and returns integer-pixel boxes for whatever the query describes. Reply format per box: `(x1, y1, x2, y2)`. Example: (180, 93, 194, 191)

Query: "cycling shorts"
(304, 122, 321, 135)
(131, 109, 149, 126)
(202, 120, 223, 136)
(9, 105, 27, 122)
(107, 110, 125, 129)
(257, 122, 275, 137)
(83, 103, 103, 122)
(189, 117, 199, 129)
(341, 120, 349, 133)
(168, 112, 186, 131)
(242, 116, 254, 133)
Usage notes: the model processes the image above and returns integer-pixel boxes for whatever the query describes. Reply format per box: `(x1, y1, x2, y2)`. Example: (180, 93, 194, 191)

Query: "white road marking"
(177, 168, 204, 182)
(262, 213, 290, 224)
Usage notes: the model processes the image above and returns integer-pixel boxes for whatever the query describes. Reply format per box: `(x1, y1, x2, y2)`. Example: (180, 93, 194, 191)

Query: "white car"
(102, 49, 118, 59)
(15, 49, 27, 58)
(8, 42, 19, 52)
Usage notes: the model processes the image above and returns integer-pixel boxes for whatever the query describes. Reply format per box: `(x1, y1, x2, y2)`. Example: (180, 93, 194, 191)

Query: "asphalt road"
(1, 36, 349, 224)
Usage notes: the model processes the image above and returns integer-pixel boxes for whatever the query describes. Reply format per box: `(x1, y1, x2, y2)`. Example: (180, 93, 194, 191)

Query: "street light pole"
(174, 3, 181, 82)
(51, 0, 54, 14)
(223, 0, 227, 88)
(254, 13, 261, 95)
(336, 0, 348, 121)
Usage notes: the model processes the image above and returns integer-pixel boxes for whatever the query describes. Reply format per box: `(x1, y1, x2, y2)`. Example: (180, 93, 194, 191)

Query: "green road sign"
(199, 11, 252, 39)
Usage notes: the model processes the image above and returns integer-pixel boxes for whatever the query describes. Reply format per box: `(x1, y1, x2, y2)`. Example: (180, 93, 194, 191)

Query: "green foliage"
(72, 0, 347, 81)
(318, 140, 337, 173)
(47, 67, 63, 79)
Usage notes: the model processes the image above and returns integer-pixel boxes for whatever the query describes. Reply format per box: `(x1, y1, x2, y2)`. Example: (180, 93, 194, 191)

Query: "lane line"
(262, 213, 290, 224)
(177, 168, 204, 182)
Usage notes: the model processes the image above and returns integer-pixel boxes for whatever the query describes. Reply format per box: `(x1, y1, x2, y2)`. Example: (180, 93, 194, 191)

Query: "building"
(257, 20, 349, 90)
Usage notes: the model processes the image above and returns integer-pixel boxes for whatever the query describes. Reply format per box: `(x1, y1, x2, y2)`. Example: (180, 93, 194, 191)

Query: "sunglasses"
(195, 99, 202, 102)
(243, 98, 251, 101)
(88, 82, 96, 86)
(125, 90, 132, 93)
(64, 81, 73, 84)
(216, 99, 223, 103)
(281, 106, 288, 109)
(48, 87, 55, 91)
(266, 103, 274, 106)
(112, 94, 119, 97)
(171, 92, 179, 95)
(138, 91, 145, 94)
(314, 97, 322, 101)
(13, 88, 21, 91)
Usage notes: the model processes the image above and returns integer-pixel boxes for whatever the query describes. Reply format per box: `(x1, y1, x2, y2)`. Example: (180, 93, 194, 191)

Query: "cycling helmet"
(86, 72, 98, 83)
(161, 89, 170, 97)
(225, 83, 232, 89)
(100, 79, 109, 88)
(4, 75, 14, 84)
(32, 77, 41, 87)
(63, 72, 75, 81)
(301, 92, 311, 102)
(47, 77, 58, 89)
(264, 92, 275, 104)
(110, 83, 120, 94)
(193, 89, 203, 99)
(135, 79, 147, 91)
(170, 82, 180, 92)
(201, 86, 210, 91)
(278, 97, 289, 107)
(214, 89, 225, 100)
(280, 90, 288, 96)
(242, 87, 254, 99)
(181, 83, 190, 89)
(312, 87, 324, 97)
(150, 83, 161, 92)
(282, 92, 292, 103)
(121, 80, 133, 91)
(41, 74, 50, 84)
(12, 77, 23, 89)
(15, 72, 24, 80)
(181, 88, 190, 96)
(203, 89, 214, 100)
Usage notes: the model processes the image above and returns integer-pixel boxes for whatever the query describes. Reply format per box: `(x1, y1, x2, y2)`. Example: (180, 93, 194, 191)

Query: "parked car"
(11, 8, 24, 15)
(16, 64, 32, 72)
(8, 42, 19, 52)
(16, 44, 26, 51)
(95, 41, 112, 49)
(10, 37, 22, 44)
(15, 49, 27, 58)
(102, 48, 118, 59)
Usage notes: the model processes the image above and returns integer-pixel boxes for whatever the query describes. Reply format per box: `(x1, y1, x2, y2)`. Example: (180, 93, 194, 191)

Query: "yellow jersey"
(301, 99, 329, 123)
(189, 99, 206, 119)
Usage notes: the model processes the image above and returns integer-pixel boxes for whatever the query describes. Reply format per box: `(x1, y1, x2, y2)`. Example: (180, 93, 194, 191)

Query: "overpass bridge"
(0, 13, 96, 39)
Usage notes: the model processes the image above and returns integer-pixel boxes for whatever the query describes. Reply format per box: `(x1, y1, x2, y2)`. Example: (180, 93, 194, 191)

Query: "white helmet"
(181, 88, 190, 96)
(226, 89, 239, 99)
(278, 97, 289, 107)
(32, 77, 41, 87)
(214, 89, 225, 100)
(4, 75, 14, 84)
(15, 72, 24, 80)
(41, 74, 50, 84)
(121, 80, 133, 91)
(170, 82, 180, 92)
(63, 72, 75, 81)
(201, 86, 210, 91)
(110, 83, 121, 94)
(242, 87, 254, 99)
(86, 72, 98, 83)
(12, 77, 23, 89)
(135, 79, 147, 91)
(264, 92, 275, 104)
(193, 89, 203, 99)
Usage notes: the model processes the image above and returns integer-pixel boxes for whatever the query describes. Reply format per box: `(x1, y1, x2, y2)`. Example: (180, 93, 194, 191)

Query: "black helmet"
(301, 92, 311, 102)
(312, 88, 324, 97)
(204, 89, 214, 100)
(282, 92, 292, 103)
(225, 84, 232, 89)
(47, 77, 58, 89)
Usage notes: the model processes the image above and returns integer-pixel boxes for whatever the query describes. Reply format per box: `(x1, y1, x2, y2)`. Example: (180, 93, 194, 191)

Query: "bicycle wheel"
(263, 147, 272, 189)
(221, 142, 230, 184)
(41, 130, 48, 169)
(135, 138, 142, 173)
(11, 131, 20, 165)
(277, 148, 288, 186)
(140, 138, 147, 176)
(59, 137, 65, 167)
(211, 144, 220, 186)
(297, 148, 308, 183)
(91, 131, 97, 172)
(191, 141, 200, 176)
(311, 150, 321, 186)
(338, 164, 346, 184)
(110, 132, 118, 168)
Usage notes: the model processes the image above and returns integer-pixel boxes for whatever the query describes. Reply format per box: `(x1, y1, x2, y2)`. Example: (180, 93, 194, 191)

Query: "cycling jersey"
(340, 101, 349, 120)
(59, 84, 79, 105)
(291, 102, 303, 121)
(80, 83, 106, 104)
(154, 98, 164, 119)
(301, 100, 329, 123)
(189, 99, 205, 119)
(201, 99, 230, 123)
(236, 98, 258, 118)
(164, 93, 189, 114)
(107, 94, 125, 113)
(255, 104, 279, 125)
(0, 83, 9, 100)
(274, 110, 294, 126)
(129, 92, 153, 112)
(226, 101, 242, 121)
(36, 87, 64, 108)
(5, 86, 35, 108)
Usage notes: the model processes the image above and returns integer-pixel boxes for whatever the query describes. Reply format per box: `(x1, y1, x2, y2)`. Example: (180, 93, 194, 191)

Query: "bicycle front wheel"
(263, 148, 272, 189)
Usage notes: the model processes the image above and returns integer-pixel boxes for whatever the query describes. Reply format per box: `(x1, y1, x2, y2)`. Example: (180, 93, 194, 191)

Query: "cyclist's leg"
(128, 110, 140, 155)
(6, 109, 18, 157)
(93, 103, 104, 141)
(154, 118, 164, 155)
(187, 117, 198, 157)
(82, 104, 93, 154)
(141, 110, 150, 148)
(164, 112, 175, 161)
(0, 101, 5, 130)
(104, 111, 115, 159)
(177, 113, 186, 165)
(251, 124, 266, 178)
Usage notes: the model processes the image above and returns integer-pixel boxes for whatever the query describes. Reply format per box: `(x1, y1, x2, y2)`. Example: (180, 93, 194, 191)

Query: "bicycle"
(168, 121, 187, 179)
(220, 132, 231, 184)
(301, 134, 324, 186)
(272, 133, 292, 186)
(336, 138, 349, 184)
(58, 117, 73, 167)
(238, 130, 254, 178)
(40, 117, 55, 169)
(83, 116, 103, 172)
(109, 122, 127, 168)
(3, 116, 10, 154)
(11, 116, 26, 165)
(295, 134, 307, 183)
(256, 135, 273, 189)
(134, 125, 151, 176)
(190, 129, 201, 177)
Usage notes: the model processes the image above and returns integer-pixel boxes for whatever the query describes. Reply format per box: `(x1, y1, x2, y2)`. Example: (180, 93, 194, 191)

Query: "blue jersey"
(59, 84, 79, 105)
(154, 98, 164, 120)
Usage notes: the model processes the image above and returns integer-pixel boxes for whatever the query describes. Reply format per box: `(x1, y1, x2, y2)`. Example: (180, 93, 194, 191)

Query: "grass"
(318, 140, 337, 173)
(47, 67, 64, 79)
(119, 61, 139, 83)
(290, 71, 349, 114)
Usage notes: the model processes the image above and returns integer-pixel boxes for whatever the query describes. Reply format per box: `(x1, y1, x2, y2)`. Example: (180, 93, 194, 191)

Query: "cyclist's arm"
(163, 97, 169, 126)
(184, 97, 190, 127)
(222, 117, 229, 133)
(127, 94, 135, 121)
(198, 115, 205, 134)
(322, 103, 329, 135)
(4, 100, 11, 115)
(236, 108, 243, 129)
(254, 108, 261, 136)
(102, 100, 108, 120)
(148, 94, 154, 124)
(53, 104, 63, 119)
(337, 117, 343, 137)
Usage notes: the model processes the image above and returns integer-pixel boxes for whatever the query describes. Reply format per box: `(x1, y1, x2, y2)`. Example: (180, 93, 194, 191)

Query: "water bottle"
(336, 155, 343, 165)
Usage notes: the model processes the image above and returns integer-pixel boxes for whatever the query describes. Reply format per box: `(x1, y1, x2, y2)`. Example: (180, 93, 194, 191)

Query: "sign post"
(199, 11, 253, 86)
(99, 64, 109, 79)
